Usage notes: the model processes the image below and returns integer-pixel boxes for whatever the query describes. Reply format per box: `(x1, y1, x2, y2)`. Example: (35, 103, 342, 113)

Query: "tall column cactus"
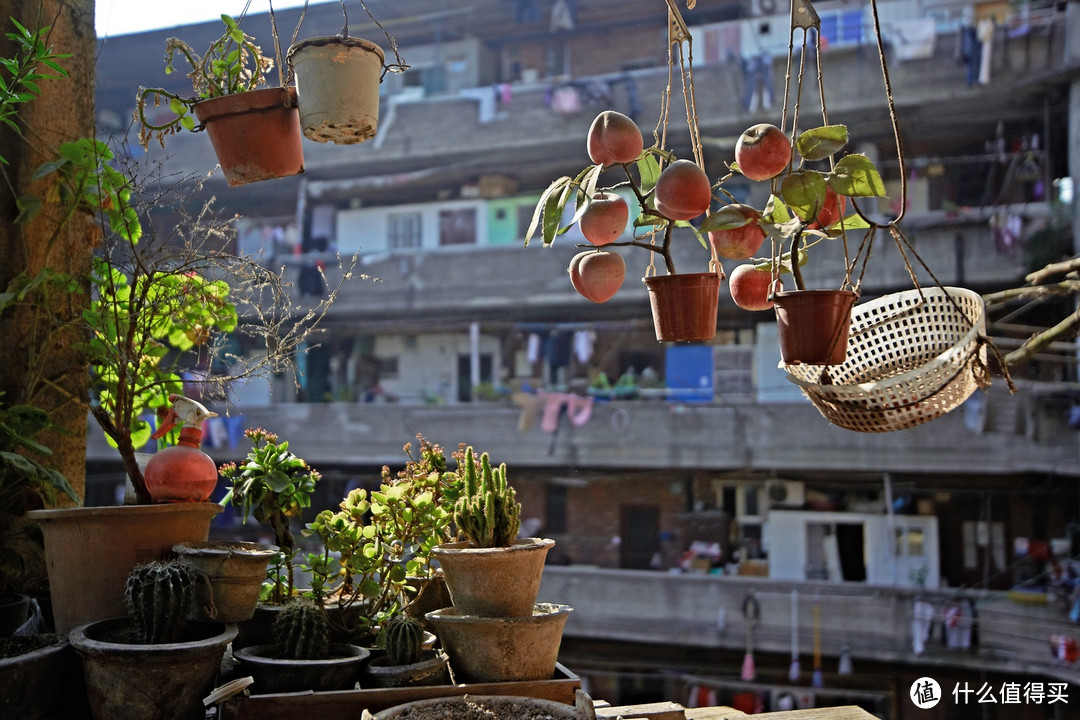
(273, 598, 330, 660)
(452, 446, 521, 548)
(124, 560, 194, 644)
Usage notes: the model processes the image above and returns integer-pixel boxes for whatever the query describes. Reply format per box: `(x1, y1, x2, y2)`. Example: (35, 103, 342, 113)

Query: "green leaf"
(828, 212, 871, 232)
(780, 170, 827, 222)
(524, 176, 570, 246)
(796, 125, 848, 161)
(700, 205, 755, 233)
(636, 152, 663, 195)
(13, 195, 42, 224)
(828, 154, 886, 197)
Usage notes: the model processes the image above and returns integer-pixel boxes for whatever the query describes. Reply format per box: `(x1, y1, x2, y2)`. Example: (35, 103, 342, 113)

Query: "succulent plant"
(273, 598, 329, 660)
(124, 560, 193, 644)
(452, 446, 521, 548)
(383, 614, 424, 666)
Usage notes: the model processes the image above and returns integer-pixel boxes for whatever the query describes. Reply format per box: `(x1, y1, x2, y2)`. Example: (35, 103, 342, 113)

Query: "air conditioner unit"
(766, 480, 805, 507)
(750, 0, 790, 17)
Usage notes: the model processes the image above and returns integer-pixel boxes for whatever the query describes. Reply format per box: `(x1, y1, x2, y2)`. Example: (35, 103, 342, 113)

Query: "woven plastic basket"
(782, 286, 988, 433)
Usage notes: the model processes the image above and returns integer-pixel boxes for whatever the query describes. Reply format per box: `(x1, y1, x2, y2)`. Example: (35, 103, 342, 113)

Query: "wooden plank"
(685, 708, 749, 719)
(687, 706, 876, 720)
(596, 700, 686, 719)
(218, 663, 580, 720)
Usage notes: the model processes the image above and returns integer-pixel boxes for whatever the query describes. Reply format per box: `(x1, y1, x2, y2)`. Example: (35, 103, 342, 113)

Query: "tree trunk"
(0, 0, 96, 503)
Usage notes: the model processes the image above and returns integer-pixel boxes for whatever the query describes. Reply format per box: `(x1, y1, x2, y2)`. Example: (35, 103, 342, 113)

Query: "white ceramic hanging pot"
(287, 36, 385, 144)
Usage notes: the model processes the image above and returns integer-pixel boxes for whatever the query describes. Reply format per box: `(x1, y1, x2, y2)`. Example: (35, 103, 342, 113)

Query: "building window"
(546, 484, 568, 534)
(376, 356, 399, 380)
(439, 208, 477, 246)
(387, 211, 422, 250)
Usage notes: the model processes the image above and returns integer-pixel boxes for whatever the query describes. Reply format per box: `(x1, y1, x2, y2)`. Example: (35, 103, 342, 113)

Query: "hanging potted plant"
(135, 14, 304, 186)
(287, 0, 408, 144)
(68, 560, 237, 720)
(526, 8, 723, 343)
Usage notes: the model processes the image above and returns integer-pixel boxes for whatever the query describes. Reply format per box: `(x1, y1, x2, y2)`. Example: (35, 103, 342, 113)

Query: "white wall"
(374, 332, 501, 404)
(337, 199, 489, 256)
(765, 509, 940, 588)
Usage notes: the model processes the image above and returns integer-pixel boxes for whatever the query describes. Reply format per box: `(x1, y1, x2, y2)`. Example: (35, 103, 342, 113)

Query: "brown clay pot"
(426, 603, 572, 684)
(172, 541, 278, 623)
(27, 503, 223, 634)
(431, 538, 554, 618)
(643, 272, 721, 343)
(772, 289, 858, 365)
(193, 86, 305, 187)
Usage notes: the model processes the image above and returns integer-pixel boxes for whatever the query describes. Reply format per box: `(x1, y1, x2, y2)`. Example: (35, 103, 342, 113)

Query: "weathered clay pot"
(426, 602, 572, 683)
(193, 86, 305, 186)
(0, 635, 85, 718)
(172, 541, 278, 623)
(431, 537, 554, 617)
(287, 36, 385, 144)
(28, 503, 222, 634)
(232, 642, 370, 693)
(69, 617, 236, 720)
(362, 648, 451, 688)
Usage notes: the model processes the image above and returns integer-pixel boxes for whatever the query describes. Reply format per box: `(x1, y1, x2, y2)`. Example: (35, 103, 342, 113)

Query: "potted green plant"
(526, 110, 723, 343)
(710, 121, 885, 365)
(431, 446, 553, 617)
(219, 427, 322, 606)
(68, 560, 237, 720)
(302, 434, 460, 643)
(136, 14, 304, 186)
(232, 597, 370, 693)
(361, 613, 450, 688)
(0, 396, 77, 633)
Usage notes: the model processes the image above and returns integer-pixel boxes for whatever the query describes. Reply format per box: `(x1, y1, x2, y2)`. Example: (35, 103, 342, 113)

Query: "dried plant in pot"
(135, 14, 304, 185)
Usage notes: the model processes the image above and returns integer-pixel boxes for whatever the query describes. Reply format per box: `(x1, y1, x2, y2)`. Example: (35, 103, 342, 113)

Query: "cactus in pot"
(383, 614, 424, 666)
(124, 560, 194, 644)
(452, 447, 520, 548)
(273, 598, 330, 660)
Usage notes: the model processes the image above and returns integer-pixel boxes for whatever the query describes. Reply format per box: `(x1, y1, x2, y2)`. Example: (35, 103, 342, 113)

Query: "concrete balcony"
(539, 565, 1080, 685)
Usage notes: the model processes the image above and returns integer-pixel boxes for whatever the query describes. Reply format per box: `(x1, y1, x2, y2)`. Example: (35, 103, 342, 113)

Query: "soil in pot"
(371, 694, 584, 720)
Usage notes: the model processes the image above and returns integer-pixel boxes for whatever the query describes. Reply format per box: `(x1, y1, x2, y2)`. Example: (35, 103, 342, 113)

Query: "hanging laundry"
(573, 330, 595, 364)
(912, 598, 935, 655)
(526, 333, 541, 364)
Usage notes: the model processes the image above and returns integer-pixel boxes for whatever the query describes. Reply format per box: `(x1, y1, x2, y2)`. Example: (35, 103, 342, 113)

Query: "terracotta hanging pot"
(193, 86, 305, 187)
(772, 289, 858, 365)
(643, 272, 721, 343)
(287, 36, 385, 144)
